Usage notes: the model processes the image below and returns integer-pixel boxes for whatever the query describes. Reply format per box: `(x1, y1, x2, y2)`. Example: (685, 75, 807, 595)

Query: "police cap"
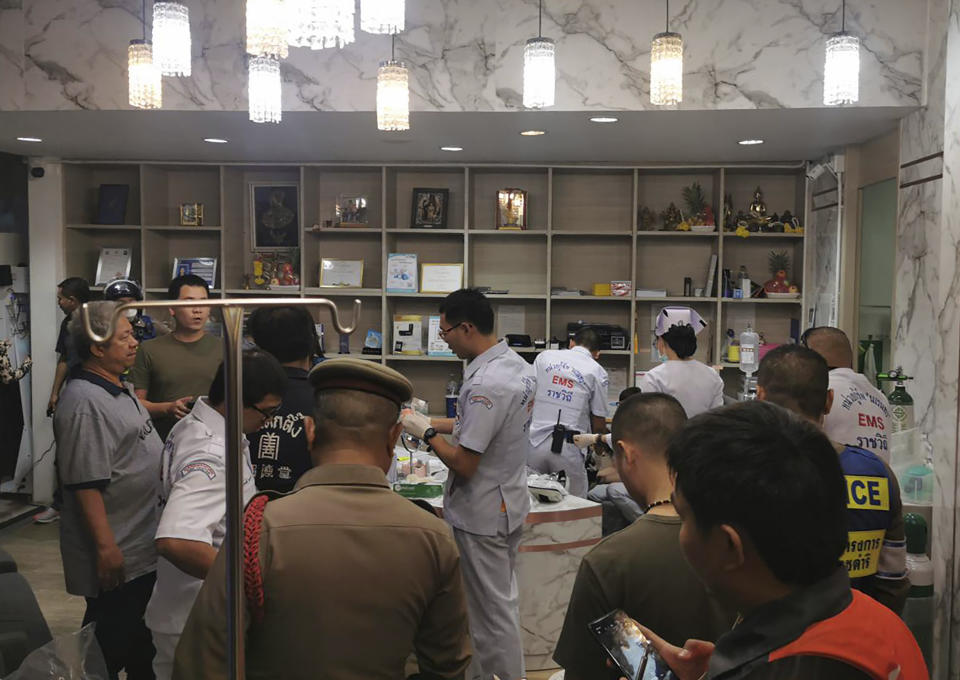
(308, 357, 412, 406)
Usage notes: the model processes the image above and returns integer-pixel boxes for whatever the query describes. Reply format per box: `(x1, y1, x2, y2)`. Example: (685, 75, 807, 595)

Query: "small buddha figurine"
(723, 193, 735, 230)
(749, 187, 767, 219)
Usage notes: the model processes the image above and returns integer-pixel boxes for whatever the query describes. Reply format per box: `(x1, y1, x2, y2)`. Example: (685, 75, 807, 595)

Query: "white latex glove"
(401, 410, 432, 439)
(571, 433, 601, 448)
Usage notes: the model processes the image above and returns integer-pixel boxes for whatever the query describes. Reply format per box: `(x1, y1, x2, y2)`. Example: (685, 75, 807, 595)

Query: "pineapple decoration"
(763, 250, 800, 296)
(678, 182, 716, 231)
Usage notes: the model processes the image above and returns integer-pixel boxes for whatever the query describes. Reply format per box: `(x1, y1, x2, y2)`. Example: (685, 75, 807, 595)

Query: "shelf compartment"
(304, 230, 382, 289)
(66, 223, 142, 231)
(468, 168, 548, 231)
(64, 163, 142, 226)
(720, 232, 804, 239)
(469, 233, 547, 296)
(310, 294, 382, 355)
(636, 230, 718, 237)
(223, 288, 301, 296)
(636, 169, 721, 233)
(720, 236, 805, 291)
(65, 227, 141, 288)
(303, 287, 382, 297)
(302, 166, 383, 230)
(385, 228, 466, 235)
(141, 165, 222, 227)
(721, 298, 803, 304)
(550, 230, 633, 237)
(489, 299, 546, 340)
(552, 168, 633, 232)
(143, 229, 221, 290)
(383, 360, 464, 414)
(549, 300, 631, 345)
(550, 295, 632, 302)
(719, 302, 802, 349)
(636, 238, 718, 298)
(551, 238, 632, 293)
(635, 296, 719, 302)
(724, 168, 805, 224)
(386, 167, 466, 230)
(470, 229, 548, 236)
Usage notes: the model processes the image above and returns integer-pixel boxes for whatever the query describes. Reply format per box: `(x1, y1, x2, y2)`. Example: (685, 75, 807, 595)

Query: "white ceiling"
(0, 107, 911, 165)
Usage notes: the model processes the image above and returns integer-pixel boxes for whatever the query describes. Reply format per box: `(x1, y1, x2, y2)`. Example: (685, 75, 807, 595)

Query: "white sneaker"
(33, 507, 60, 524)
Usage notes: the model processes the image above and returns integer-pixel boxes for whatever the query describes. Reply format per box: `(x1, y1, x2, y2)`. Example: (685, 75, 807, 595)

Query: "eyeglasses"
(438, 322, 465, 339)
(252, 404, 281, 419)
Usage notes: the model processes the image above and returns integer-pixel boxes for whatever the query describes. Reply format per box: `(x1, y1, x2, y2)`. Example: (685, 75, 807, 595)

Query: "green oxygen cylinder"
(878, 368, 915, 433)
(902, 513, 933, 668)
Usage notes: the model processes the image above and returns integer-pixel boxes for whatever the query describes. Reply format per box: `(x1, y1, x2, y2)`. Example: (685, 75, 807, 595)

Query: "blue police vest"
(838, 445, 895, 583)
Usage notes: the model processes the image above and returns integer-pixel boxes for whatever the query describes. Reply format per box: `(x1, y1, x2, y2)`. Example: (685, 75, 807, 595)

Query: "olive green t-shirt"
(554, 514, 736, 680)
(129, 333, 223, 441)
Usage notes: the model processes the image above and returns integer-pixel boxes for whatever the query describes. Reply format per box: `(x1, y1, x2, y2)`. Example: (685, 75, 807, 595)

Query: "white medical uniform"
(144, 398, 256, 680)
(447, 340, 535, 680)
(824, 367, 892, 462)
(637, 359, 724, 417)
(527, 346, 609, 497)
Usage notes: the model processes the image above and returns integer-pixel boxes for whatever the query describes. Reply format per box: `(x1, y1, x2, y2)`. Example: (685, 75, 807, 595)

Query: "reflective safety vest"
(838, 445, 897, 582)
(768, 589, 928, 679)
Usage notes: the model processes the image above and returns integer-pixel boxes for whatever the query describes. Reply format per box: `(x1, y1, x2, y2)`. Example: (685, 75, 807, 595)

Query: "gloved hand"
(401, 410, 432, 440)
(571, 433, 601, 449)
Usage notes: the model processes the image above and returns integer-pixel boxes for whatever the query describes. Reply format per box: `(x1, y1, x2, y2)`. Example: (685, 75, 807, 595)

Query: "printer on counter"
(566, 321, 629, 351)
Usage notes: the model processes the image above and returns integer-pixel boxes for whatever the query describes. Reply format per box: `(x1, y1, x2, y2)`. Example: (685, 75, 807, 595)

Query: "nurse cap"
(655, 307, 707, 337)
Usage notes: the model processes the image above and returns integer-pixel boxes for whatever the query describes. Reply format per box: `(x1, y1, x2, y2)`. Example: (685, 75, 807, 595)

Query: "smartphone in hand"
(588, 610, 675, 680)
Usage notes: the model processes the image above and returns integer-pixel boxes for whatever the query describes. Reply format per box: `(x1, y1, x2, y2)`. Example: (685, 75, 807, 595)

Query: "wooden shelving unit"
(60, 161, 808, 406)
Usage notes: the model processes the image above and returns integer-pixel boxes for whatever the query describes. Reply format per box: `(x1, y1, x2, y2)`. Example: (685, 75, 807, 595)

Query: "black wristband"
(422, 427, 438, 444)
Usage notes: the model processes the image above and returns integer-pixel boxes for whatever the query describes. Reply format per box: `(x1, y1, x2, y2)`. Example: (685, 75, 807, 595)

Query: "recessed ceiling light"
(738, 139, 764, 145)
(203, 138, 228, 144)
(16, 136, 42, 143)
(440, 146, 463, 152)
(590, 116, 619, 123)
(520, 130, 546, 136)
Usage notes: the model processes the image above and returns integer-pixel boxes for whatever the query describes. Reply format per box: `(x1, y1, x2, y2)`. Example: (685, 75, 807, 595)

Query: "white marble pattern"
(3, 0, 925, 112)
(0, 0, 24, 110)
(807, 174, 840, 326)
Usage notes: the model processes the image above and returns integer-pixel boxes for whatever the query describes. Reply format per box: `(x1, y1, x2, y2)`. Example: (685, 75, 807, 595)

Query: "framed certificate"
(320, 258, 364, 287)
(386, 253, 418, 293)
(95, 248, 132, 285)
(420, 263, 463, 294)
(172, 257, 218, 288)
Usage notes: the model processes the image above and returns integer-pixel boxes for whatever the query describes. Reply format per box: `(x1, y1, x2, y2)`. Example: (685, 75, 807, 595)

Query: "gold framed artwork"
(496, 188, 527, 230)
(420, 263, 463, 294)
(319, 258, 364, 288)
(179, 202, 204, 226)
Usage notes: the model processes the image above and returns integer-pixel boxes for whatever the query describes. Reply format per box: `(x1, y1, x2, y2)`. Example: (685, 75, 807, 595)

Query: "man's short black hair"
(439, 288, 494, 335)
(668, 401, 847, 587)
(248, 306, 318, 364)
(757, 345, 829, 421)
(58, 277, 91, 303)
(208, 350, 287, 407)
(573, 327, 601, 353)
(611, 393, 686, 456)
(618, 386, 642, 402)
(168, 274, 210, 300)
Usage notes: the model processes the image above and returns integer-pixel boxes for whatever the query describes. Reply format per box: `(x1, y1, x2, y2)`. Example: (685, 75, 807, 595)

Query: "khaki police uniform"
(447, 341, 536, 680)
(173, 359, 471, 680)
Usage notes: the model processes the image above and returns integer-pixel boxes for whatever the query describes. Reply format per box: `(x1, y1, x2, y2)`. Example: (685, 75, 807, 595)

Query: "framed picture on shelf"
(95, 247, 132, 285)
(386, 253, 418, 293)
(179, 203, 204, 226)
(335, 195, 369, 227)
(410, 188, 449, 229)
(95, 184, 130, 225)
(249, 250, 300, 290)
(319, 258, 364, 288)
(496, 188, 527, 230)
(420, 263, 463, 294)
(172, 257, 218, 288)
(250, 183, 300, 250)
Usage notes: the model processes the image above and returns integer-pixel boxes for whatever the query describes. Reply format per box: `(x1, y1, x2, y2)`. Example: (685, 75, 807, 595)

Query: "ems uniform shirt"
(824, 368, 892, 462)
(248, 366, 313, 493)
(54, 371, 162, 598)
(446, 341, 535, 536)
(637, 359, 724, 417)
(128, 332, 223, 441)
(145, 397, 256, 636)
(529, 346, 609, 450)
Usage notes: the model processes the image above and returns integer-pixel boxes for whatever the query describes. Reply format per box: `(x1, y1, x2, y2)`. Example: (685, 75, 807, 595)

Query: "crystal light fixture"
(288, 0, 355, 49)
(247, 0, 289, 58)
(523, 0, 555, 109)
(823, 0, 859, 105)
(377, 34, 409, 131)
(361, 0, 405, 35)
(152, 2, 191, 76)
(129, 40, 162, 109)
(650, 0, 682, 106)
(249, 56, 282, 123)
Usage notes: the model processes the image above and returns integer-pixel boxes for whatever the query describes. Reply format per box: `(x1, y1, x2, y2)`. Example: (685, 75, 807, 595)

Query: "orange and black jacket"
(706, 568, 928, 680)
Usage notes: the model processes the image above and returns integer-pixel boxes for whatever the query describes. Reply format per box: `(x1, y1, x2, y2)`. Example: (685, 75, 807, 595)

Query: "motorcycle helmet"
(104, 278, 144, 302)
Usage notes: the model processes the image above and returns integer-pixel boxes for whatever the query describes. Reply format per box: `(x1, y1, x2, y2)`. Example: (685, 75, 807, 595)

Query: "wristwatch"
(422, 427, 438, 449)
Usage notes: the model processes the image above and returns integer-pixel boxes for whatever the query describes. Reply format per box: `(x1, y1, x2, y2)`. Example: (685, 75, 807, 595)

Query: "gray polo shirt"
(54, 370, 162, 598)
(445, 341, 535, 536)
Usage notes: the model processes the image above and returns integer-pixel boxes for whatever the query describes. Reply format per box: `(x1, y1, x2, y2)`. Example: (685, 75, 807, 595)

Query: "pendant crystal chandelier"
(249, 55, 282, 123)
(247, 0, 289, 58)
(523, 0, 555, 109)
(650, 0, 682, 106)
(129, 0, 161, 109)
(152, 2, 191, 76)
(377, 34, 409, 131)
(823, 0, 859, 105)
(361, 0, 405, 35)
(287, 0, 355, 49)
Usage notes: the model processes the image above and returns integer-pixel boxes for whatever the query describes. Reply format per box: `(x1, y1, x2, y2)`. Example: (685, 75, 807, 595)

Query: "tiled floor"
(0, 518, 85, 637)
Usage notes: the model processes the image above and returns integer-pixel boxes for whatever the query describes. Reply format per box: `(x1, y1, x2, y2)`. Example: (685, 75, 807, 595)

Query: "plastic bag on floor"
(3, 624, 108, 679)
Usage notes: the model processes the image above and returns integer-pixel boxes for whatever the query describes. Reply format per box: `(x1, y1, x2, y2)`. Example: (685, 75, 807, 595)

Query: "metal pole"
(81, 296, 360, 680)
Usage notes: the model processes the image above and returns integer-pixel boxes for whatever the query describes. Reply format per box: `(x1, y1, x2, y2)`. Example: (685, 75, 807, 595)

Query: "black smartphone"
(588, 610, 674, 680)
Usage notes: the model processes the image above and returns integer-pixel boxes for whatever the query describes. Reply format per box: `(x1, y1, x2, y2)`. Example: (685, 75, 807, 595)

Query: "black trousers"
(83, 571, 156, 680)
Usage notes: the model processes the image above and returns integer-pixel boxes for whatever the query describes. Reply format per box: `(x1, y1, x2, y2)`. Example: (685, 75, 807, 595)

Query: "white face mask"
(123, 308, 138, 320)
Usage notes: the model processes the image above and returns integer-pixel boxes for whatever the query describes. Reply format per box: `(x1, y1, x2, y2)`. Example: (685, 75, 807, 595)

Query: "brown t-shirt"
(128, 332, 222, 441)
(555, 514, 737, 680)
